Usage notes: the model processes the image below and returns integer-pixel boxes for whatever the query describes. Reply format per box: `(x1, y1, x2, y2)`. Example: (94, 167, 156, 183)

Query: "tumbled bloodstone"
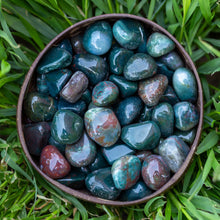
(124, 53, 157, 81)
(146, 32, 175, 57)
(115, 96, 143, 126)
(113, 19, 142, 50)
(160, 86, 179, 105)
(46, 69, 72, 98)
(92, 81, 119, 106)
(142, 155, 170, 190)
(37, 47, 72, 74)
(159, 51, 184, 70)
(65, 133, 97, 167)
(71, 34, 87, 54)
(48, 136, 65, 154)
(24, 122, 50, 156)
(85, 167, 121, 200)
(120, 180, 152, 201)
(58, 99, 87, 116)
(112, 155, 141, 190)
(156, 61, 174, 83)
(88, 151, 109, 171)
(83, 21, 112, 55)
(72, 54, 108, 86)
(158, 136, 190, 173)
(109, 75, 138, 98)
(174, 102, 199, 131)
(109, 47, 134, 75)
(60, 71, 88, 103)
(57, 170, 86, 189)
(58, 39, 73, 55)
(173, 67, 197, 102)
(138, 74, 168, 107)
(102, 142, 134, 165)
(24, 92, 57, 122)
(174, 128, 196, 144)
(152, 102, 174, 137)
(51, 110, 83, 144)
(136, 151, 152, 162)
(139, 105, 153, 122)
(84, 108, 121, 147)
(37, 74, 48, 94)
(81, 89, 92, 105)
(40, 145, 71, 179)
(121, 121, 161, 150)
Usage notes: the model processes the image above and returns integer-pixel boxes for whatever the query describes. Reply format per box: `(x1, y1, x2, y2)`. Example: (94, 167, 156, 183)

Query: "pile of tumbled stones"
(23, 18, 199, 201)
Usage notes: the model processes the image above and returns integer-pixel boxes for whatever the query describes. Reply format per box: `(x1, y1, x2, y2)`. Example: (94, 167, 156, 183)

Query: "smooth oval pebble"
(83, 21, 112, 55)
(71, 34, 87, 54)
(173, 67, 197, 102)
(160, 86, 179, 105)
(40, 145, 71, 179)
(88, 151, 109, 171)
(138, 74, 168, 107)
(113, 19, 142, 50)
(58, 39, 73, 55)
(142, 155, 170, 190)
(60, 71, 89, 103)
(146, 32, 175, 57)
(37, 74, 48, 94)
(23, 92, 57, 122)
(37, 47, 72, 74)
(65, 132, 97, 167)
(174, 102, 199, 131)
(115, 96, 143, 126)
(85, 167, 121, 200)
(84, 108, 121, 147)
(152, 102, 174, 137)
(92, 81, 119, 106)
(124, 53, 157, 81)
(121, 121, 161, 150)
(174, 128, 196, 144)
(112, 155, 141, 190)
(51, 110, 83, 145)
(158, 135, 190, 173)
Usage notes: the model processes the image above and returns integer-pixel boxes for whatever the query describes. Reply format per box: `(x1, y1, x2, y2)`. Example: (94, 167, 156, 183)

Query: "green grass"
(0, 0, 220, 219)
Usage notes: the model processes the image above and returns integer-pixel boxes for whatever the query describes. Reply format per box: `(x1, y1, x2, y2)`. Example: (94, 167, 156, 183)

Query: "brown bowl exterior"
(17, 14, 203, 206)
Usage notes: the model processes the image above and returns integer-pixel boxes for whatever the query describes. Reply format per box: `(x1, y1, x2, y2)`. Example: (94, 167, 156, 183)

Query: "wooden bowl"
(17, 14, 203, 206)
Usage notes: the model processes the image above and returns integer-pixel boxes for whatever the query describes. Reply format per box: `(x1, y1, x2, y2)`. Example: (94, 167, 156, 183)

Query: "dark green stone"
(146, 32, 175, 57)
(139, 105, 153, 122)
(85, 167, 121, 200)
(102, 142, 134, 165)
(72, 54, 108, 86)
(81, 89, 92, 104)
(58, 39, 73, 55)
(48, 136, 65, 154)
(160, 86, 179, 105)
(156, 61, 174, 83)
(37, 74, 49, 94)
(124, 53, 157, 81)
(174, 129, 196, 144)
(24, 92, 57, 122)
(121, 121, 161, 150)
(137, 27, 150, 53)
(37, 47, 72, 74)
(109, 75, 138, 98)
(88, 151, 109, 171)
(152, 102, 174, 137)
(70, 34, 87, 54)
(109, 47, 134, 75)
(51, 110, 83, 144)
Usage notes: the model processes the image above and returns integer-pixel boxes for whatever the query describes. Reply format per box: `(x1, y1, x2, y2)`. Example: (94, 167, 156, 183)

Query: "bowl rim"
(17, 13, 203, 206)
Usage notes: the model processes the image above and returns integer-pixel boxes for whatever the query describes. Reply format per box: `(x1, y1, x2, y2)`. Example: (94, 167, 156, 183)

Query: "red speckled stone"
(40, 145, 71, 179)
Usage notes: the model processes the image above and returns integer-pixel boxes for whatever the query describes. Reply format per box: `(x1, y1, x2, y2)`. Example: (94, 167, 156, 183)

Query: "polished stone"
(112, 155, 141, 190)
(37, 74, 48, 94)
(139, 105, 153, 122)
(138, 74, 168, 107)
(88, 102, 99, 110)
(115, 96, 143, 126)
(146, 32, 175, 57)
(65, 132, 97, 167)
(71, 34, 87, 54)
(24, 92, 57, 122)
(137, 27, 149, 53)
(174, 102, 199, 131)
(124, 53, 157, 81)
(40, 145, 71, 179)
(83, 21, 112, 55)
(24, 122, 50, 156)
(88, 151, 109, 171)
(85, 167, 121, 200)
(142, 155, 170, 190)
(174, 128, 196, 144)
(160, 86, 179, 105)
(72, 54, 108, 86)
(51, 110, 83, 144)
(84, 108, 121, 147)
(121, 121, 161, 150)
(152, 102, 174, 137)
(158, 135, 190, 173)
(60, 71, 88, 103)
(135, 151, 152, 162)
(48, 136, 65, 154)
(37, 47, 72, 74)
(58, 39, 73, 55)
(81, 89, 92, 104)
(156, 61, 174, 83)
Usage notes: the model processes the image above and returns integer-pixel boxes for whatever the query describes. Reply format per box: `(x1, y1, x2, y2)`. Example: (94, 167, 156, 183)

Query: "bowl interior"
(17, 14, 203, 206)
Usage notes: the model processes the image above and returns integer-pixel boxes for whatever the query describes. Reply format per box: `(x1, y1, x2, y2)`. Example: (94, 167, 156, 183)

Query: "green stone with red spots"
(84, 108, 121, 147)
(111, 155, 141, 190)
